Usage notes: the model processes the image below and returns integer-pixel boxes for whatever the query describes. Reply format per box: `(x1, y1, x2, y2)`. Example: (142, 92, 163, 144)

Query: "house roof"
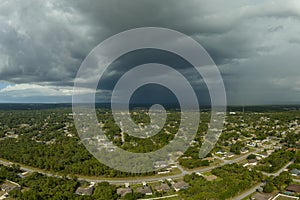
(173, 181, 189, 190)
(241, 147, 249, 151)
(75, 186, 94, 196)
(251, 192, 272, 200)
(117, 188, 132, 196)
(260, 152, 268, 156)
(203, 157, 214, 162)
(286, 184, 300, 193)
(0, 181, 21, 192)
(290, 168, 300, 175)
(136, 186, 152, 194)
(155, 183, 170, 192)
(204, 175, 218, 181)
(248, 159, 257, 164)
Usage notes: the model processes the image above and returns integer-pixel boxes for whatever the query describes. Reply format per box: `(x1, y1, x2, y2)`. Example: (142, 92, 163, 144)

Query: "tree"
(230, 142, 242, 155)
(247, 154, 256, 160)
(263, 182, 274, 193)
(92, 182, 117, 200)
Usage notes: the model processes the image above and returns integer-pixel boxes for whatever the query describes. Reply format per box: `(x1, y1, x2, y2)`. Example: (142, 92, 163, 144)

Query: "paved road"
(138, 194, 178, 200)
(0, 159, 62, 179)
(1, 148, 295, 200)
(232, 160, 294, 200)
(262, 160, 293, 177)
(232, 183, 264, 200)
(0, 150, 261, 184)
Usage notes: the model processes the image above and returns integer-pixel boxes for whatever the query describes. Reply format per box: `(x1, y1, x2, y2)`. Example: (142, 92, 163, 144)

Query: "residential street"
(232, 160, 294, 200)
(232, 183, 265, 200)
(0, 150, 261, 184)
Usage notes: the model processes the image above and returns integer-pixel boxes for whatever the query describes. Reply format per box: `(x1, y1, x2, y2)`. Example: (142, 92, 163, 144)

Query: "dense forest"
(0, 108, 211, 176)
(179, 164, 263, 199)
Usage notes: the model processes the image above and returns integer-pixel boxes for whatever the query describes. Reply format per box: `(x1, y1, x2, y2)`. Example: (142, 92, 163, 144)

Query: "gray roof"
(290, 168, 300, 175)
(155, 183, 170, 192)
(0, 181, 21, 192)
(75, 186, 94, 196)
(136, 186, 152, 194)
(117, 188, 132, 196)
(173, 181, 189, 190)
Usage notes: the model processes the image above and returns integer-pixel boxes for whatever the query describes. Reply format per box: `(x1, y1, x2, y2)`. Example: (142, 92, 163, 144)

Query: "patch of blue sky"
(0, 82, 13, 90)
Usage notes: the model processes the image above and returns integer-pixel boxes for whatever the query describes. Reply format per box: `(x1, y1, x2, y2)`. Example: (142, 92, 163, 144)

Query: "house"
(203, 157, 215, 162)
(117, 188, 132, 197)
(75, 186, 94, 196)
(204, 175, 218, 181)
(290, 169, 300, 176)
(241, 147, 249, 154)
(155, 184, 170, 192)
(125, 183, 130, 188)
(259, 152, 268, 158)
(136, 186, 153, 195)
(215, 150, 226, 155)
(157, 170, 170, 175)
(287, 148, 299, 152)
(248, 159, 257, 165)
(226, 152, 235, 158)
(251, 192, 272, 200)
(17, 171, 31, 179)
(173, 181, 189, 192)
(167, 178, 175, 185)
(285, 184, 300, 194)
(0, 180, 21, 193)
(243, 159, 257, 167)
(154, 161, 168, 168)
(247, 142, 256, 147)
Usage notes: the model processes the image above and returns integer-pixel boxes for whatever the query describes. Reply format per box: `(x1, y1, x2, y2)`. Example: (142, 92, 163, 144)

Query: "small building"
(154, 161, 168, 168)
(244, 159, 257, 167)
(215, 150, 226, 155)
(259, 152, 268, 158)
(290, 169, 300, 176)
(0, 180, 21, 193)
(204, 175, 218, 181)
(286, 184, 300, 194)
(203, 157, 215, 162)
(241, 147, 249, 154)
(155, 184, 170, 192)
(157, 170, 170, 175)
(17, 171, 31, 179)
(248, 159, 257, 165)
(125, 183, 130, 188)
(251, 192, 272, 200)
(227, 152, 235, 158)
(117, 188, 132, 197)
(247, 142, 256, 147)
(136, 186, 153, 195)
(173, 181, 189, 192)
(75, 186, 94, 196)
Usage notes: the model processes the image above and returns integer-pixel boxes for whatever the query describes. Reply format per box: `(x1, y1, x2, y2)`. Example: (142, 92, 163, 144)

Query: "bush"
(247, 154, 256, 160)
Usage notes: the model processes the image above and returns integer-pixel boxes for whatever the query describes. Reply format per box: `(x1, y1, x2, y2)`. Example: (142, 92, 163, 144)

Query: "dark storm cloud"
(0, 0, 91, 86)
(0, 0, 300, 103)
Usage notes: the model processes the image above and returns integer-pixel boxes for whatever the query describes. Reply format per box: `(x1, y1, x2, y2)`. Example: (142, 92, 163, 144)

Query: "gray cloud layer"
(0, 0, 300, 104)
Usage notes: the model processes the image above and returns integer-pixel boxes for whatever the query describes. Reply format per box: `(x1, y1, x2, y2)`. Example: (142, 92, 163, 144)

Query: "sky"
(0, 0, 300, 105)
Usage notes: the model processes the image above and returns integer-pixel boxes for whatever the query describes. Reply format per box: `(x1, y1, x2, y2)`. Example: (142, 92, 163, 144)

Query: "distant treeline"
(0, 103, 299, 112)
